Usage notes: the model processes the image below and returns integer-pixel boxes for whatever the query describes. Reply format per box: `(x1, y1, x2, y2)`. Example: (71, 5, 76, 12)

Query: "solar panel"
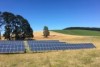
(0, 41, 25, 53)
(28, 41, 96, 52)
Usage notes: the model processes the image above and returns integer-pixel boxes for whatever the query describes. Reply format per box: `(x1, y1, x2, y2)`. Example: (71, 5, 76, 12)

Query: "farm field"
(0, 31, 100, 67)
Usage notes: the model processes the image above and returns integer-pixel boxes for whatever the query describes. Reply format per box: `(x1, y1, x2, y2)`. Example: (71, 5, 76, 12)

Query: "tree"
(2, 12, 16, 40)
(43, 26, 50, 38)
(0, 12, 2, 40)
(0, 11, 34, 40)
(16, 15, 34, 39)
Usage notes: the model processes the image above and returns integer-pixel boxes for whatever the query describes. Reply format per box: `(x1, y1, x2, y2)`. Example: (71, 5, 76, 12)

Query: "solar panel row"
(0, 40, 96, 53)
(28, 41, 96, 52)
(0, 45, 24, 53)
(0, 41, 25, 53)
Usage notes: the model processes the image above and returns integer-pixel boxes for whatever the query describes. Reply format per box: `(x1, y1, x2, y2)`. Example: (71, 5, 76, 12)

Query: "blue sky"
(0, 0, 100, 31)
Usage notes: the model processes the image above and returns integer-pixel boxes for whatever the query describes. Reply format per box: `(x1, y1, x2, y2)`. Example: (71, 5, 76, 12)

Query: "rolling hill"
(63, 27, 100, 31)
(52, 29, 100, 36)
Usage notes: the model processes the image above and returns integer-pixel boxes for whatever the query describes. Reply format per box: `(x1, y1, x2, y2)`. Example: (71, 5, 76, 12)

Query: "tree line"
(63, 27, 100, 31)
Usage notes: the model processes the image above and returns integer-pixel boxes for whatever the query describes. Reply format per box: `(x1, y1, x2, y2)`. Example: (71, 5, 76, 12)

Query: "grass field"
(0, 31, 100, 67)
(52, 30, 100, 36)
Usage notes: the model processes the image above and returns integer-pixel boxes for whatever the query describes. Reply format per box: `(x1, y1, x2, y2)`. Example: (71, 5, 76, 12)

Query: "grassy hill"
(52, 30, 100, 36)
(63, 27, 100, 31)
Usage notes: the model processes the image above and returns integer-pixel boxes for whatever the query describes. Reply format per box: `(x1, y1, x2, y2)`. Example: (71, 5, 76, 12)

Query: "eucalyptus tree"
(16, 15, 34, 39)
(0, 11, 33, 40)
(2, 12, 14, 40)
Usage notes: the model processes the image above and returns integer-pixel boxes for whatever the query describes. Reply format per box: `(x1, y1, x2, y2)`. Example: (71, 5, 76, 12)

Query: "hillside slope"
(33, 31, 90, 41)
(63, 27, 100, 31)
(52, 30, 100, 36)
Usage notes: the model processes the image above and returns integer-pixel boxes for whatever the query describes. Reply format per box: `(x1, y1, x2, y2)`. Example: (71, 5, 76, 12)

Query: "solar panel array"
(0, 41, 25, 53)
(0, 40, 96, 53)
(28, 40, 96, 52)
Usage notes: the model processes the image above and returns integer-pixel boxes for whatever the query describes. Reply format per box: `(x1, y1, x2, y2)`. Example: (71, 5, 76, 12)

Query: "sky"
(0, 0, 100, 31)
